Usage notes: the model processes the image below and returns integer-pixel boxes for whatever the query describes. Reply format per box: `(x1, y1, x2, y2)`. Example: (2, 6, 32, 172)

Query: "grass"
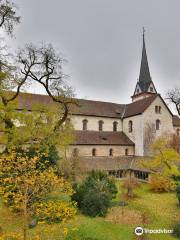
(0, 183, 179, 240)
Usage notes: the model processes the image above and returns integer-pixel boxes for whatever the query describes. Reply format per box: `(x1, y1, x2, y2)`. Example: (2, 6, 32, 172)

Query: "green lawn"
(0, 183, 179, 240)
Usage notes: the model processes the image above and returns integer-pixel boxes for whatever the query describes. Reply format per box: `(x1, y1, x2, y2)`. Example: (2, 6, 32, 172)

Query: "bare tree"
(0, 0, 20, 35)
(167, 87, 180, 116)
(17, 43, 76, 131)
(143, 122, 155, 156)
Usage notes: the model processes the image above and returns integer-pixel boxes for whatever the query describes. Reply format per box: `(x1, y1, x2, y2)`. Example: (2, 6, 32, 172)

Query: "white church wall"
(143, 96, 174, 139)
(122, 115, 144, 156)
(71, 115, 123, 131)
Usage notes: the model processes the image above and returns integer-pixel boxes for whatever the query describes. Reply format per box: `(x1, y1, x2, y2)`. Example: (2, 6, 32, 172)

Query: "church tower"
(132, 29, 157, 102)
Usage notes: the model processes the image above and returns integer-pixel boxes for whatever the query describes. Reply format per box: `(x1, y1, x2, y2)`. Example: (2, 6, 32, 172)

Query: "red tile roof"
(15, 92, 159, 119)
(73, 130, 134, 146)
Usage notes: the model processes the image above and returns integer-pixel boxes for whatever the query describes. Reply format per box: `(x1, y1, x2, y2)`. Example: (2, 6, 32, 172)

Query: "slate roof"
(173, 115, 180, 127)
(73, 131, 135, 146)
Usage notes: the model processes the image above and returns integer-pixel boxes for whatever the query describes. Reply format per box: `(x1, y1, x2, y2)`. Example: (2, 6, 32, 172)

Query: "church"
(17, 32, 180, 181)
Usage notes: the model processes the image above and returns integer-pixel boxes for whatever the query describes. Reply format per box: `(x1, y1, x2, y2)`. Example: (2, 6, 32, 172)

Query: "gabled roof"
(13, 92, 172, 119)
(173, 115, 180, 127)
(73, 131, 135, 146)
(70, 98, 125, 118)
(123, 94, 157, 118)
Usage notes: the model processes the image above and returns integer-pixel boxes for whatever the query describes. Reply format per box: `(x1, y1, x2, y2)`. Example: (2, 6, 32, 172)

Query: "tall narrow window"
(72, 148, 79, 157)
(98, 120, 104, 131)
(156, 119, 160, 130)
(113, 121, 118, 132)
(125, 148, 128, 156)
(128, 120, 133, 133)
(92, 148, 96, 156)
(177, 128, 180, 136)
(82, 119, 88, 131)
(109, 148, 113, 156)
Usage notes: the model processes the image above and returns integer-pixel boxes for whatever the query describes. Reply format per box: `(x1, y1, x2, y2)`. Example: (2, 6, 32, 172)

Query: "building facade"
(16, 32, 180, 181)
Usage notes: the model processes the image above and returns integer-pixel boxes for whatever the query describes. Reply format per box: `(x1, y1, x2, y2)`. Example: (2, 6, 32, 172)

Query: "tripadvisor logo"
(134, 227, 173, 235)
(135, 227, 143, 236)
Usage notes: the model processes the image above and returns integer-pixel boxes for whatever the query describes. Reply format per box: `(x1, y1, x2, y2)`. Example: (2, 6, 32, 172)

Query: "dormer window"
(113, 121, 118, 132)
(128, 120, 133, 133)
(82, 119, 88, 131)
(98, 120, 104, 131)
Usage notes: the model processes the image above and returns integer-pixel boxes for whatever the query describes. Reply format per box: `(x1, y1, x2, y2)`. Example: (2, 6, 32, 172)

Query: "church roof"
(173, 115, 180, 127)
(123, 94, 157, 118)
(14, 92, 159, 119)
(73, 130, 134, 146)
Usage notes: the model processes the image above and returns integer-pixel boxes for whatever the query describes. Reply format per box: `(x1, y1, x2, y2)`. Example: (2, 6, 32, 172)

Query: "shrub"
(34, 200, 76, 224)
(72, 170, 117, 217)
(172, 222, 180, 238)
(149, 173, 175, 192)
(176, 185, 180, 205)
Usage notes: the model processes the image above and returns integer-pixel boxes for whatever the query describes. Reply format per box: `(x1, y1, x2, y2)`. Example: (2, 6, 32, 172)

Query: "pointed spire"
(138, 27, 152, 91)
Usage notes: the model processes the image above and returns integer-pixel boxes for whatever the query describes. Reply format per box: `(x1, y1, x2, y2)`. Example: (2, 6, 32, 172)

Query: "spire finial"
(143, 27, 145, 37)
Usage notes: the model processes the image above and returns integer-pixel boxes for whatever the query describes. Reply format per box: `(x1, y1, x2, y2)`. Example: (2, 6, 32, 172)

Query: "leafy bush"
(176, 185, 180, 205)
(172, 222, 180, 238)
(34, 200, 76, 224)
(72, 170, 117, 217)
(149, 173, 175, 192)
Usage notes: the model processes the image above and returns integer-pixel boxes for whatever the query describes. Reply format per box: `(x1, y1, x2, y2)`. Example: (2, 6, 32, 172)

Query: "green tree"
(141, 137, 180, 191)
(72, 170, 117, 217)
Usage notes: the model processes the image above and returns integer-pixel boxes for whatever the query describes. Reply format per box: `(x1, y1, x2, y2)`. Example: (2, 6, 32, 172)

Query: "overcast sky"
(12, 0, 180, 104)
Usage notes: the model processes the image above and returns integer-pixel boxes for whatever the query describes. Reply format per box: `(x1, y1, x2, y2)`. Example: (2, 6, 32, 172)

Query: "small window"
(155, 106, 158, 113)
(128, 120, 133, 133)
(92, 148, 96, 156)
(72, 148, 79, 157)
(150, 87, 153, 92)
(177, 128, 180, 136)
(125, 148, 128, 156)
(156, 119, 160, 130)
(98, 120, 104, 131)
(113, 121, 118, 132)
(109, 148, 113, 156)
(82, 119, 88, 131)
(136, 89, 139, 94)
(155, 106, 161, 114)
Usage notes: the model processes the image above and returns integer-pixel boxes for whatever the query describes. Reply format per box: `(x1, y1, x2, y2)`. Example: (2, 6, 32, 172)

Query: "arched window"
(82, 119, 88, 131)
(177, 128, 180, 136)
(92, 148, 96, 156)
(72, 148, 79, 157)
(109, 148, 113, 156)
(113, 121, 118, 132)
(128, 120, 133, 133)
(98, 120, 104, 131)
(156, 119, 160, 130)
(125, 148, 128, 156)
